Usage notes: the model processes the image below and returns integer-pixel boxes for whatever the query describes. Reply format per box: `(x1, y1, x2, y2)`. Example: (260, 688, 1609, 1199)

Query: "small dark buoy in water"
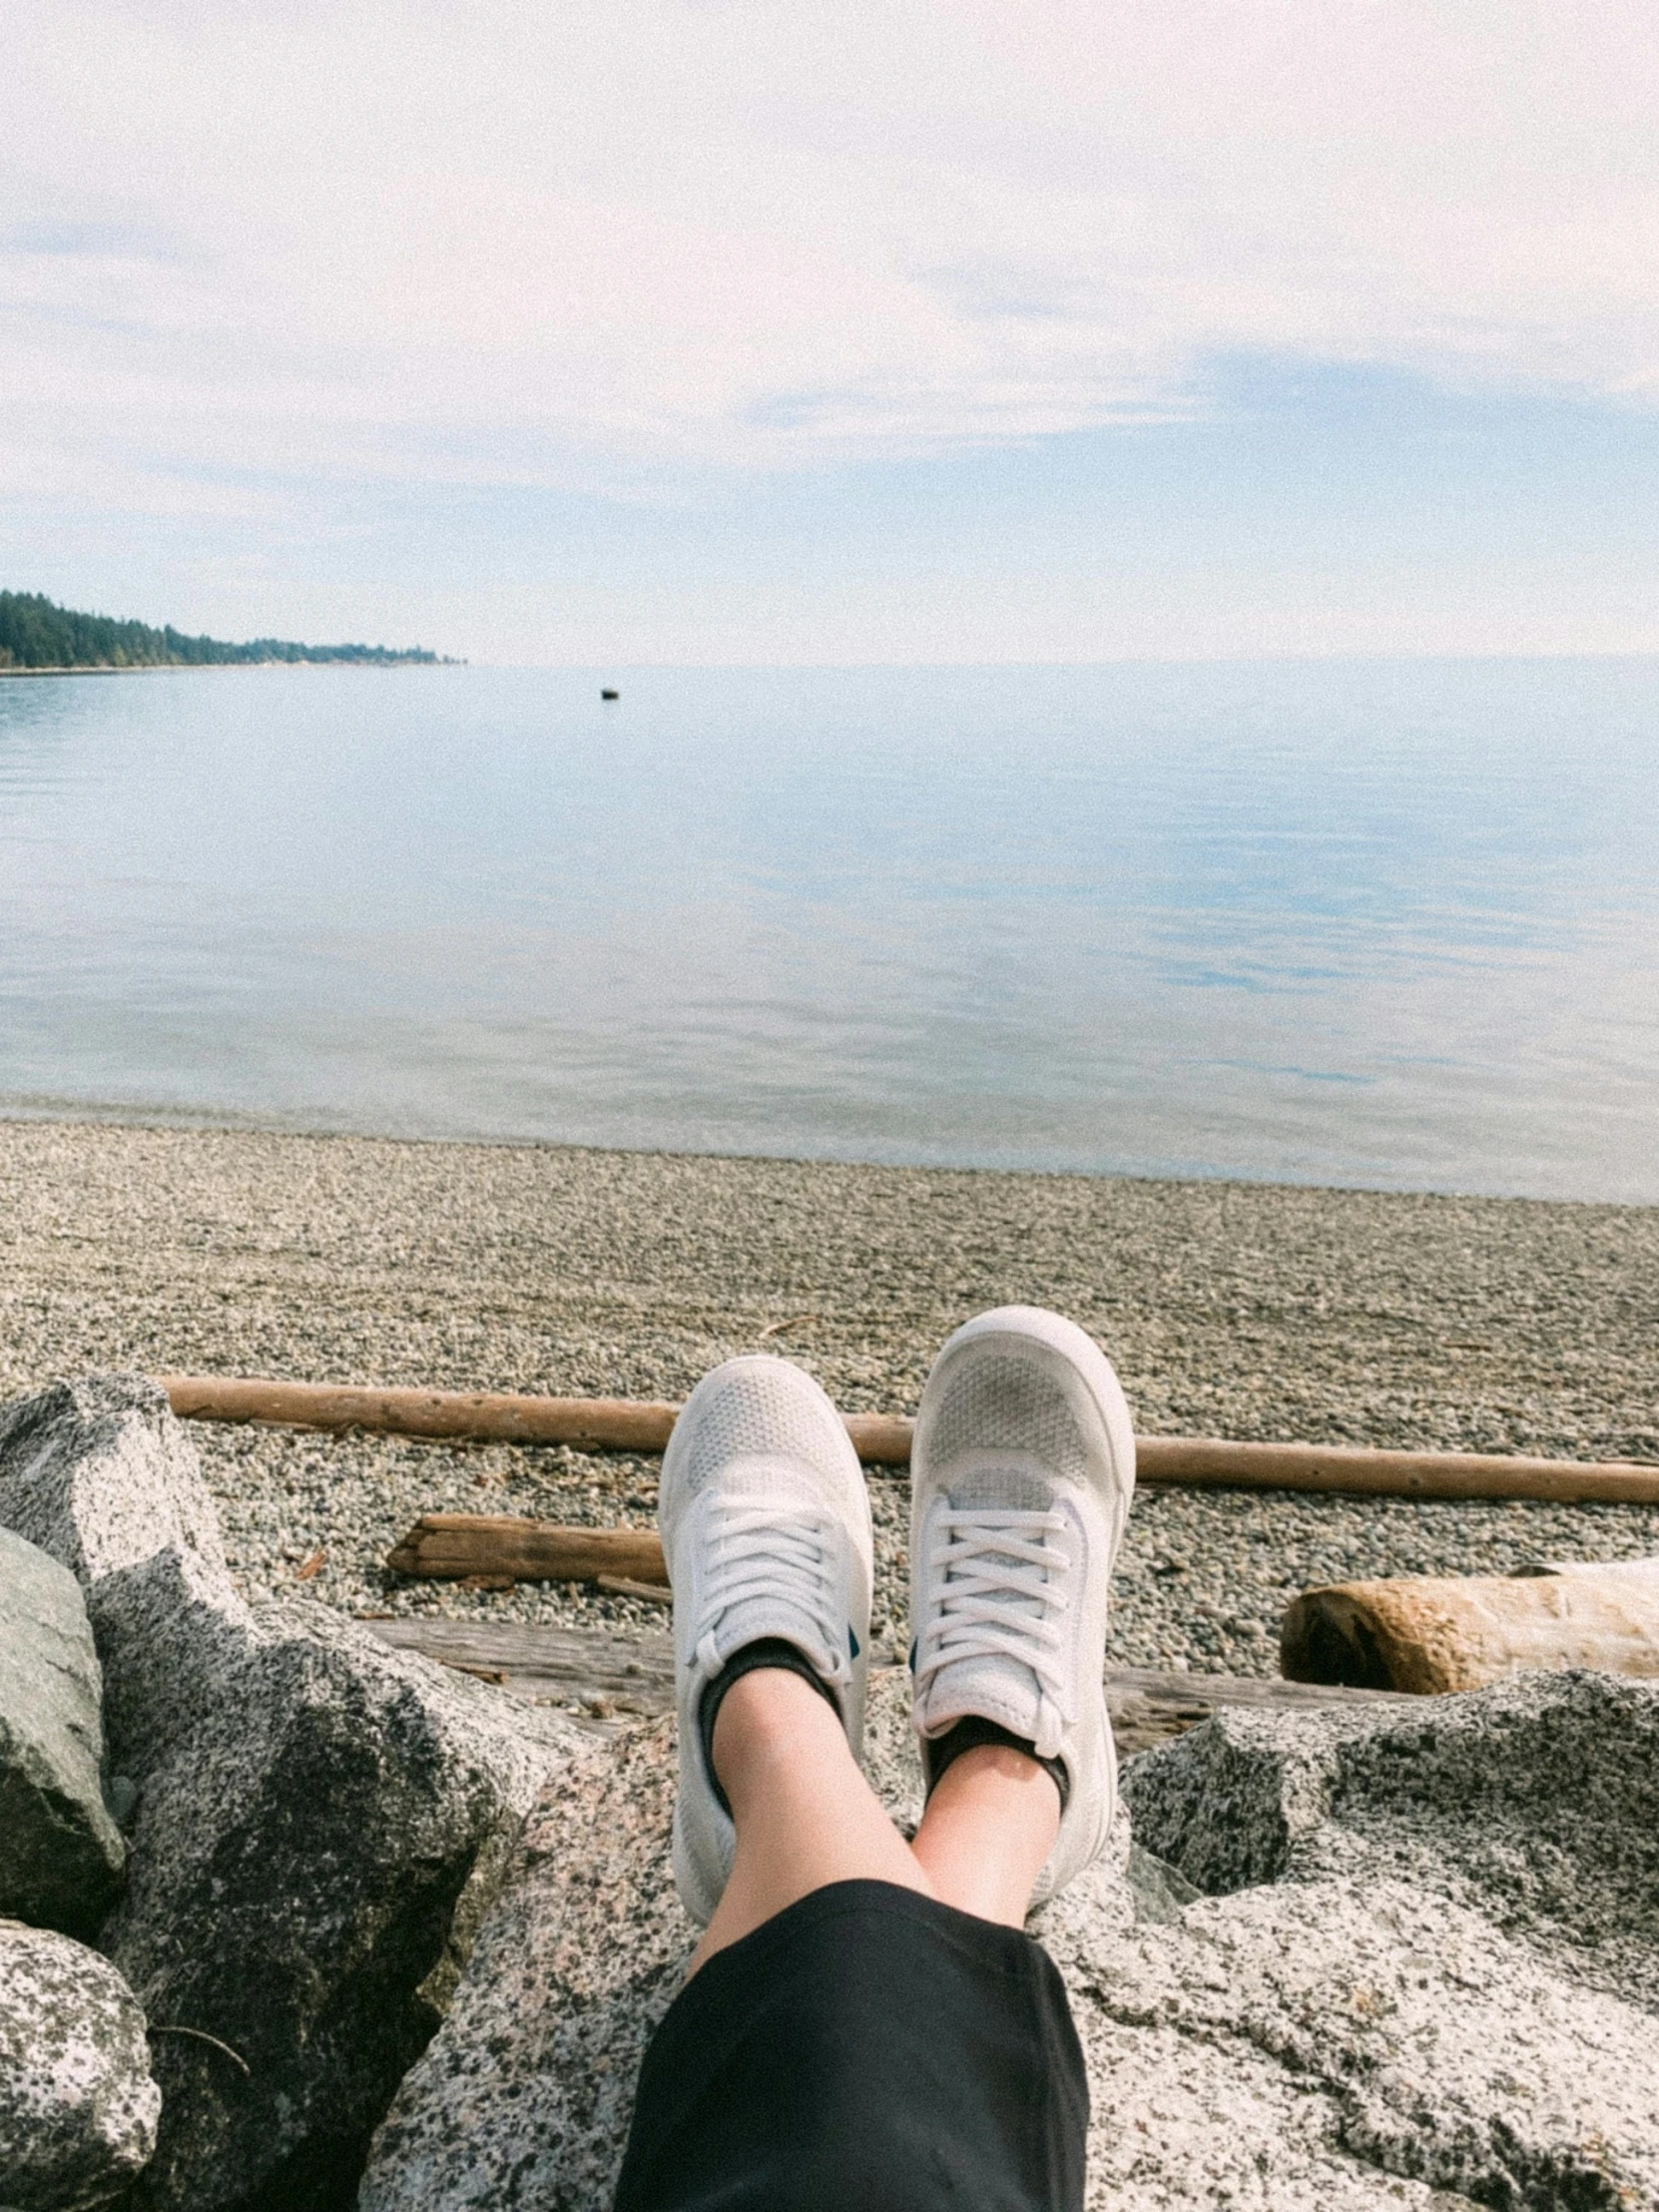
(601, 688, 619, 701)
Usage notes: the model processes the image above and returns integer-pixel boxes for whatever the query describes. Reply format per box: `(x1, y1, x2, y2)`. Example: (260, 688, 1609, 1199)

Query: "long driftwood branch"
(1282, 1563, 1659, 1693)
(159, 1374, 1659, 1504)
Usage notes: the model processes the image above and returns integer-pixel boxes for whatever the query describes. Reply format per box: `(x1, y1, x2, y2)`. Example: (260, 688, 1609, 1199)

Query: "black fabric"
(922, 1714, 1070, 1814)
(613, 1880, 1088, 2212)
(697, 1640, 841, 1817)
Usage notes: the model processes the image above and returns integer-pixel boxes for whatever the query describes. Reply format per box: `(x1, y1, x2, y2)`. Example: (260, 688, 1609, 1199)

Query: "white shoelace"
(693, 1496, 851, 1689)
(915, 1505, 1071, 1759)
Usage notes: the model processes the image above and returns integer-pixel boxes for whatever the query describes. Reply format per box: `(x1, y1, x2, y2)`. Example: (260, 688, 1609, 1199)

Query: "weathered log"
(1281, 1564, 1659, 1693)
(159, 1373, 1659, 1503)
(385, 1516, 668, 1586)
(163, 1376, 688, 1452)
(159, 1374, 911, 1465)
(358, 1615, 1412, 1752)
(1539, 1555, 1659, 1582)
(1133, 1436, 1659, 1503)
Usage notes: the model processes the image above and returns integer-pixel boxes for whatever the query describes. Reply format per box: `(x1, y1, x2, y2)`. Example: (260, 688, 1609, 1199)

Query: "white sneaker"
(660, 1355, 873, 1926)
(910, 1306, 1136, 1905)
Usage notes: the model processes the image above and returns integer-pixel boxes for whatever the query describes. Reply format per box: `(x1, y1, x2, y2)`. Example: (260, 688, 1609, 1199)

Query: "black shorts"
(613, 1879, 1088, 2212)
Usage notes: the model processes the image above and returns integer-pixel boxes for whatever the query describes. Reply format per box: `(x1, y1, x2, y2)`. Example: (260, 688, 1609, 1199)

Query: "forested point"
(0, 590, 453, 670)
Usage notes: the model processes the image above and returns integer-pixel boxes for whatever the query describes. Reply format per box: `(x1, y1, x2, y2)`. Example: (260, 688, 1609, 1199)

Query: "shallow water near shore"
(1, 657, 1655, 1200)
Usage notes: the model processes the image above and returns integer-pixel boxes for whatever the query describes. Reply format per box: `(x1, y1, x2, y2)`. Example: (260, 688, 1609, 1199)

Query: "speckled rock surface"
(1039, 1861, 1658, 2210)
(1, 1121, 1656, 1676)
(0, 1374, 582, 2212)
(357, 1719, 689, 2212)
(360, 1670, 1659, 2212)
(0, 1917, 160, 2211)
(1121, 1667, 1659, 2008)
(0, 1526, 125, 1938)
(1107, 1669, 1659, 2207)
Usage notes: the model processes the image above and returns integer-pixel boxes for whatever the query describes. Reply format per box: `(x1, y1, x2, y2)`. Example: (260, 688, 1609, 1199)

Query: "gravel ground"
(2, 1117, 1656, 1675)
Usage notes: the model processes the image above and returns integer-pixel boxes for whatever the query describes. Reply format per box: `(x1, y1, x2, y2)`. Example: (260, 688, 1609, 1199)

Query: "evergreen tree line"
(0, 590, 447, 669)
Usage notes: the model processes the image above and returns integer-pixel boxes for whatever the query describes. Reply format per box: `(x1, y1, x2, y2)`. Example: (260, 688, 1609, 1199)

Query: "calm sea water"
(1, 660, 1655, 1201)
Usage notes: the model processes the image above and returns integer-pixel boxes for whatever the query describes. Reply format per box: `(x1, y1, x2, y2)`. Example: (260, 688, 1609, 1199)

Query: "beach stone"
(0, 1374, 232, 1600)
(360, 1668, 1659, 2212)
(0, 1375, 579, 2212)
(0, 1526, 125, 1938)
(0, 1917, 161, 2210)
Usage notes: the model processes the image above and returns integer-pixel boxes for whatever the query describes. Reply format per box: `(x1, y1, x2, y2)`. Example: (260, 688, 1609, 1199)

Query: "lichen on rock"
(0, 1917, 160, 2212)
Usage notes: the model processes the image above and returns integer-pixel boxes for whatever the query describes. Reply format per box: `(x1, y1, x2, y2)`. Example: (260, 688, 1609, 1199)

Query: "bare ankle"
(712, 1665, 844, 1803)
(929, 1740, 1063, 1819)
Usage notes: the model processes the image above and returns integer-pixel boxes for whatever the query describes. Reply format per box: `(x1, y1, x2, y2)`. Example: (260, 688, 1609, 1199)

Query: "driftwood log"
(1133, 1436, 1659, 1504)
(160, 1374, 1659, 1504)
(358, 1615, 1411, 1753)
(161, 1375, 911, 1466)
(385, 1516, 669, 1586)
(1282, 1562, 1659, 1693)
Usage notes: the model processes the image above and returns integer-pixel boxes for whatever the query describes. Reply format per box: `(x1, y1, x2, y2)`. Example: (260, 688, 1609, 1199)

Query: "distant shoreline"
(0, 661, 454, 677)
(0, 587, 454, 671)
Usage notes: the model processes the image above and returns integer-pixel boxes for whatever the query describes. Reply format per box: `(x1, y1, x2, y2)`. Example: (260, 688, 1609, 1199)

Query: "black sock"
(923, 1715, 1071, 1813)
(698, 1638, 841, 1818)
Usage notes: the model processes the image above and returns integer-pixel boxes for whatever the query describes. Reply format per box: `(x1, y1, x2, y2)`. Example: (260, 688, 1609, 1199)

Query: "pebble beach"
(3, 1115, 1656, 1676)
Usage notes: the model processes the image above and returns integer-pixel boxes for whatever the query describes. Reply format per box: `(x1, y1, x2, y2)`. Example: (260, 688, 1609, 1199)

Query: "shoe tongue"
(711, 1593, 837, 1675)
(922, 1650, 1040, 1736)
(944, 1472, 1052, 1620)
(948, 1464, 1049, 1512)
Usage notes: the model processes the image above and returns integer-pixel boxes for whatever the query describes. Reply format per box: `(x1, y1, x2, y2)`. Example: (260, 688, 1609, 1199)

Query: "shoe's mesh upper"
(947, 1465, 1050, 1510)
(927, 1353, 1092, 1497)
(679, 1363, 844, 1495)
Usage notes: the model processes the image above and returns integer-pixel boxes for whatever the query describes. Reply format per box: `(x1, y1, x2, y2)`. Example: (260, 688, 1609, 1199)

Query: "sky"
(4, 0, 1659, 665)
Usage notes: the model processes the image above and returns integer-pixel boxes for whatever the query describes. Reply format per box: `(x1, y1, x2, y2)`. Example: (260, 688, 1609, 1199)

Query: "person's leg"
(695, 1676, 1064, 1968)
(908, 1740, 1060, 1927)
(616, 1324, 1122, 2212)
(690, 1665, 931, 1970)
(685, 1303, 1133, 1957)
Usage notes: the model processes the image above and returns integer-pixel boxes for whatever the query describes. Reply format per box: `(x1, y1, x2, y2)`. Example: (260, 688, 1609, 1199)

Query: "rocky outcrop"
(361, 1666, 1659, 2212)
(0, 1526, 126, 1937)
(9, 1372, 1651, 2209)
(0, 1376, 578, 2212)
(0, 1917, 161, 2211)
(1082, 1667, 1659, 2208)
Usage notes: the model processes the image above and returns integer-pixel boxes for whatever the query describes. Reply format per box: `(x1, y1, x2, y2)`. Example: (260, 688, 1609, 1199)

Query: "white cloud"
(4, 0, 1659, 508)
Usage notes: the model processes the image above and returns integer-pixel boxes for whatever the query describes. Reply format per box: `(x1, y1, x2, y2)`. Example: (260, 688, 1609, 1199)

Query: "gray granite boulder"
(357, 1719, 687, 2212)
(0, 1526, 125, 1938)
(1084, 1667, 1658, 2208)
(356, 1646, 942, 2208)
(360, 1667, 1659, 2212)
(1121, 1664, 1659, 2010)
(0, 1376, 242, 1788)
(0, 1376, 579, 2212)
(0, 1917, 160, 2210)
